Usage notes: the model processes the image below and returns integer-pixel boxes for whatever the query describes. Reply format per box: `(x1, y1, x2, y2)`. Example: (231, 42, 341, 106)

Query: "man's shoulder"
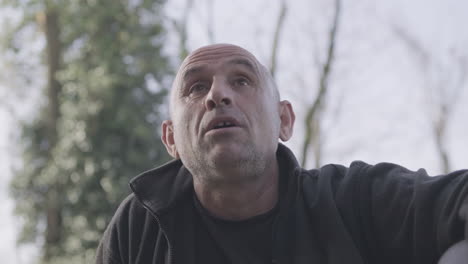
(299, 161, 433, 195)
(300, 160, 468, 205)
(129, 159, 193, 214)
(97, 192, 167, 263)
(108, 193, 152, 228)
(299, 161, 369, 182)
(301, 161, 432, 180)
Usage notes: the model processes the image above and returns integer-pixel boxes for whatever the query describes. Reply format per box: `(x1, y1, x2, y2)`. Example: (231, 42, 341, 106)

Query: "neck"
(193, 161, 279, 221)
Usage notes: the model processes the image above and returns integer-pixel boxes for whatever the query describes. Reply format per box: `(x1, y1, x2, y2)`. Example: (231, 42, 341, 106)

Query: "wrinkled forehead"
(178, 44, 263, 79)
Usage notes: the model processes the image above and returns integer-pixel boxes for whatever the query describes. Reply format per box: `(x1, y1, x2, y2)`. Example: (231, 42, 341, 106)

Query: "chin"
(209, 141, 242, 154)
(210, 150, 245, 165)
(213, 148, 263, 171)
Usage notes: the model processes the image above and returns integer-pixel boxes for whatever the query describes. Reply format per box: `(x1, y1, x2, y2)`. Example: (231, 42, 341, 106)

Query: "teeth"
(214, 121, 233, 128)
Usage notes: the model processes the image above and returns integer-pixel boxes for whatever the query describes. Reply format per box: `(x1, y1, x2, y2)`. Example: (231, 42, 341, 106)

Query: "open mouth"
(205, 117, 241, 134)
(212, 121, 236, 129)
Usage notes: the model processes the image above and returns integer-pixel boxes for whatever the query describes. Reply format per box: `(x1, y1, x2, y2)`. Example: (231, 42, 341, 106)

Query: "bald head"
(160, 43, 295, 175)
(169, 44, 280, 116)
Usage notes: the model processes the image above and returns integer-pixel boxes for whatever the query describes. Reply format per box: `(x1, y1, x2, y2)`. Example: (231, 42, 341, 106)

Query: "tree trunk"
(42, 7, 63, 261)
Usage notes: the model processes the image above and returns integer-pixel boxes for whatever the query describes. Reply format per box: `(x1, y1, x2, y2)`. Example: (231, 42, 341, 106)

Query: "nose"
(204, 78, 232, 110)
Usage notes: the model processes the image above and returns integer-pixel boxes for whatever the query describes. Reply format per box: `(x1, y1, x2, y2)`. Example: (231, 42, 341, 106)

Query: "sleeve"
(362, 163, 468, 263)
(461, 196, 468, 238)
(437, 195, 468, 264)
(96, 235, 123, 264)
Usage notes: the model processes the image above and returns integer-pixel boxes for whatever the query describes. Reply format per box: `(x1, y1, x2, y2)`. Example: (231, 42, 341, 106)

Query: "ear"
(278, 100, 295, 141)
(161, 120, 180, 159)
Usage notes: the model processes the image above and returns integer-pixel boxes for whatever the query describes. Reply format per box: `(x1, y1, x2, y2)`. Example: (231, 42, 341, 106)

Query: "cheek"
(173, 111, 199, 142)
(174, 119, 190, 138)
(253, 108, 279, 137)
(257, 98, 280, 124)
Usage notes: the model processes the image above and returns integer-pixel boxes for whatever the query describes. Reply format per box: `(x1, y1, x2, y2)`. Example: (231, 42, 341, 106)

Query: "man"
(96, 43, 468, 264)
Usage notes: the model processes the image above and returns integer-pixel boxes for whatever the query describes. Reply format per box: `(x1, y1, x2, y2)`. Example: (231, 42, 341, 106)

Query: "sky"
(167, 0, 468, 172)
(1, 0, 467, 263)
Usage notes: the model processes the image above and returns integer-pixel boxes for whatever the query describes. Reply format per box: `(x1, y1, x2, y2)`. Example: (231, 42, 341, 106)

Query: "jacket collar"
(129, 143, 301, 216)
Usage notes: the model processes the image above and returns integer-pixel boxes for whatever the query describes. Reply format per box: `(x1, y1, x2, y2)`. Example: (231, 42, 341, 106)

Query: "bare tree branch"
(392, 25, 430, 68)
(270, 0, 287, 78)
(393, 25, 467, 173)
(301, 0, 341, 167)
(172, 0, 194, 61)
(205, 0, 215, 44)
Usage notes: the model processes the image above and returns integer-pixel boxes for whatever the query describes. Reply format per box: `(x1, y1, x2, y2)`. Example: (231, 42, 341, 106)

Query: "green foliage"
(7, 0, 172, 262)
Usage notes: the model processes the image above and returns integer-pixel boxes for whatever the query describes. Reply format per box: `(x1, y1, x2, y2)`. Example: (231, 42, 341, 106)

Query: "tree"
(4, 0, 171, 262)
(170, 0, 194, 61)
(393, 25, 467, 173)
(269, 0, 287, 78)
(301, 0, 342, 167)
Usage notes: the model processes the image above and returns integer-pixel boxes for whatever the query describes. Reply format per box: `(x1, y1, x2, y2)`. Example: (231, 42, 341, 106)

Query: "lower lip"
(205, 126, 241, 136)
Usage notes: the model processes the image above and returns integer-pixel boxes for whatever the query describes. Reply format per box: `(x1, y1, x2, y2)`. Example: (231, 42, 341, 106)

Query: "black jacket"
(96, 144, 468, 264)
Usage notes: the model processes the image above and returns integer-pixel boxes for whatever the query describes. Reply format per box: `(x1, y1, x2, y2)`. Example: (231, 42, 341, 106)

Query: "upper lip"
(204, 116, 241, 134)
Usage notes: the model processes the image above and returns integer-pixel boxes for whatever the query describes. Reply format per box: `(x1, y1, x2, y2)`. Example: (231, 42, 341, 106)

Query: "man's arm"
(96, 234, 123, 264)
(438, 196, 468, 264)
(364, 164, 468, 263)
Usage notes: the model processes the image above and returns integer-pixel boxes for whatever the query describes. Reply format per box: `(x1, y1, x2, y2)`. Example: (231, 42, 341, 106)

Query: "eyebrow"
(182, 66, 206, 83)
(225, 58, 257, 73)
(182, 57, 258, 83)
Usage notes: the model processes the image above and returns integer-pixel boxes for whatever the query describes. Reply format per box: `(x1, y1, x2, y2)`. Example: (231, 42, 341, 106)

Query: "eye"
(233, 77, 250, 87)
(189, 82, 209, 95)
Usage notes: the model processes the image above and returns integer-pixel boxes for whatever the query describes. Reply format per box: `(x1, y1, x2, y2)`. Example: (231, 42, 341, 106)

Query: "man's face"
(162, 44, 294, 181)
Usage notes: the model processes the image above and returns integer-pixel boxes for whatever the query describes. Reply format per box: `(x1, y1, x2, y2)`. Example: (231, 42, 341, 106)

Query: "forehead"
(179, 45, 262, 78)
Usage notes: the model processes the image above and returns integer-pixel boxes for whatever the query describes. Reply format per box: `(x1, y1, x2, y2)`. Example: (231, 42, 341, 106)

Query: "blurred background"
(0, 0, 467, 263)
